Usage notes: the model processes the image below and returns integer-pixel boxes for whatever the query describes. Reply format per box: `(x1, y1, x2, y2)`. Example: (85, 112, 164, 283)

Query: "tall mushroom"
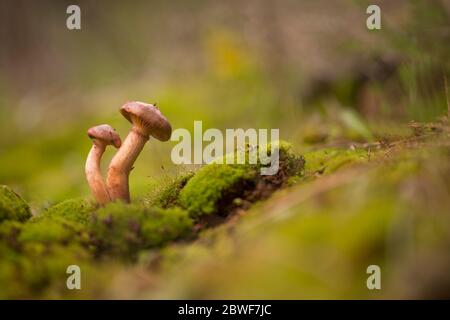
(85, 124, 122, 205)
(106, 101, 172, 202)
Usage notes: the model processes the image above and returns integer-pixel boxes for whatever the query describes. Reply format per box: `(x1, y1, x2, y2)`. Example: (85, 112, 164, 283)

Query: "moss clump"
(0, 203, 92, 298)
(180, 164, 255, 217)
(90, 202, 193, 258)
(147, 172, 195, 208)
(303, 147, 368, 175)
(18, 217, 88, 245)
(0, 242, 90, 298)
(179, 141, 304, 218)
(40, 198, 94, 225)
(0, 185, 31, 223)
(17, 199, 93, 246)
(0, 217, 77, 249)
(266, 141, 305, 177)
(0, 220, 23, 250)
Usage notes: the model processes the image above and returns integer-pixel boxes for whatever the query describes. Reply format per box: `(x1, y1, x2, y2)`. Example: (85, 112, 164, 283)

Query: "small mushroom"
(85, 124, 122, 205)
(106, 101, 172, 202)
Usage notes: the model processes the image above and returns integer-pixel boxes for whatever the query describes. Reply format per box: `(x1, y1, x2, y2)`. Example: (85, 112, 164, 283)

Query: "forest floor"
(1, 118, 450, 299)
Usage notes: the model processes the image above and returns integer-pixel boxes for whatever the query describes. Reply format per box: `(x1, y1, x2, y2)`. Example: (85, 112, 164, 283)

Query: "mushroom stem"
(85, 144, 110, 205)
(106, 128, 149, 202)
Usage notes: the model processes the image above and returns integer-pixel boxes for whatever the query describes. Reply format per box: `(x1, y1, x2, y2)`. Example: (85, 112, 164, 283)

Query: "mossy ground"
(0, 140, 306, 297)
(303, 147, 369, 176)
(145, 126, 450, 299)
(179, 141, 305, 219)
(146, 172, 195, 209)
(0, 125, 449, 298)
(0, 185, 31, 223)
(90, 203, 193, 259)
(41, 198, 95, 225)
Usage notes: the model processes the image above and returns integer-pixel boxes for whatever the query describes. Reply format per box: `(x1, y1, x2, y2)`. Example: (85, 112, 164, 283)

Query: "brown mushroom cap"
(120, 101, 172, 141)
(87, 124, 122, 148)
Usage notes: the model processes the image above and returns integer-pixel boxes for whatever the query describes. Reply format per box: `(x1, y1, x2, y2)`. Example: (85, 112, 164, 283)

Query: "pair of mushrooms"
(85, 101, 172, 205)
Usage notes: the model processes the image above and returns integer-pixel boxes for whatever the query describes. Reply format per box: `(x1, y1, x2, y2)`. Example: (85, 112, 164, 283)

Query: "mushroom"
(106, 101, 172, 202)
(85, 124, 122, 205)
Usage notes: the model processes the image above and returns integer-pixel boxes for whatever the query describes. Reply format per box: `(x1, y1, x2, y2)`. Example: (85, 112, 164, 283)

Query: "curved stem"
(106, 128, 148, 202)
(85, 144, 110, 205)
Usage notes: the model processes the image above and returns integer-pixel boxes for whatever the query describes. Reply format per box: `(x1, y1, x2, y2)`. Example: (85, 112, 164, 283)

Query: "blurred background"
(0, 0, 449, 209)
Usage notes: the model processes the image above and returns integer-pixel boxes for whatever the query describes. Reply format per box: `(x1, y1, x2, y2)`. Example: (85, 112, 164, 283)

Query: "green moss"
(303, 147, 368, 175)
(269, 141, 305, 177)
(0, 244, 23, 299)
(179, 140, 304, 218)
(0, 243, 89, 299)
(0, 200, 95, 298)
(0, 220, 23, 250)
(16, 199, 93, 246)
(22, 243, 88, 292)
(40, 198, 94, 225)
(147, 172, 195, 208)
(0, 218, 91, 298)
(0, 220, 23, 237)
(90, 202, 193, 258)
(0, 185, 31, 223)
(18, 217, 86, 245)
(11, 199, 95, 246)
(179, 164, 256, 217)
